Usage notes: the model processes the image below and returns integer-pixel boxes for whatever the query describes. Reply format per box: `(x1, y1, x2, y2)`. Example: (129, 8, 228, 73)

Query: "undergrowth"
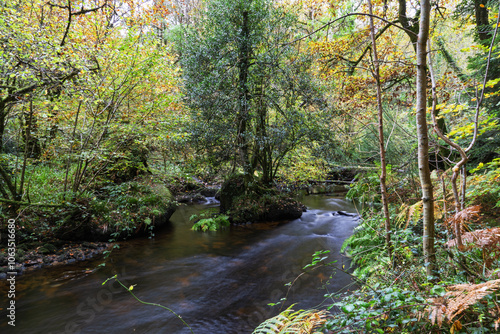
(254, 163, 500, 333)
(88, 176, 177, 239)
(323, 207, 500, 333)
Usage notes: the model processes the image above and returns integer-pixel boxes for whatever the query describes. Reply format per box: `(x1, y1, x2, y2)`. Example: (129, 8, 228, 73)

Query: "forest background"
(1, 0, 500, 333)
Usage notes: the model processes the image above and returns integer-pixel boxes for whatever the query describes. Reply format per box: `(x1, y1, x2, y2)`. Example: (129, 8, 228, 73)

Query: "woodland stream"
(1, 195, 360, 334)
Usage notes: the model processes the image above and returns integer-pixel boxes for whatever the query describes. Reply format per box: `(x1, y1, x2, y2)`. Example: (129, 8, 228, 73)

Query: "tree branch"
(288, 12, 416, 46)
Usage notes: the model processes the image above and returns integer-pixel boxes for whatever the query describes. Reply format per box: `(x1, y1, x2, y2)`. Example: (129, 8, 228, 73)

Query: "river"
(1, 195, 360, 334)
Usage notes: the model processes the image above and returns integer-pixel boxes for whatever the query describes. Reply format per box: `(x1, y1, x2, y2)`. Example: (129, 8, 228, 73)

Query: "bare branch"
(467, 5, 500, 153)
(288, 12, 417, 46)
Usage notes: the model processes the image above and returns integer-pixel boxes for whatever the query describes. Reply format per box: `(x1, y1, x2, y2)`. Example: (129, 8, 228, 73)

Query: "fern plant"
(253, 305, 327, 334)
(190, 209, 230, 232)
(427, 279, 500, 332)
(468, 158, 500, 207)
(341, 216, 390, 280)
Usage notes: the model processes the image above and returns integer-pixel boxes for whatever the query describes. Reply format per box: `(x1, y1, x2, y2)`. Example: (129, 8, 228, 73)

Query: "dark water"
(1, 195, 360, 334)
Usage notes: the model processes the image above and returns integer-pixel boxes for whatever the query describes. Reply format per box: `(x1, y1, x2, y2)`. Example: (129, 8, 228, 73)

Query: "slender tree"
(367, 0, 392, 261)
(416, 0, 436, 278)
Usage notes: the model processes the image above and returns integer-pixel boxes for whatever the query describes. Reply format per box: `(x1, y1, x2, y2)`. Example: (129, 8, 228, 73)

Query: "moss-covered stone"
(54, 177, 177, 241)
(220, 174, 246, 213)
(230, 193, 306, 224)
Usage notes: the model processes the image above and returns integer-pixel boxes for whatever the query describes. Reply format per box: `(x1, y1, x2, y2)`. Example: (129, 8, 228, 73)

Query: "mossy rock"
(54, 200, 99, 241)
(220, 174, 246, 213)
(230, 193, 306, 224)
(55, 179, 178, 241)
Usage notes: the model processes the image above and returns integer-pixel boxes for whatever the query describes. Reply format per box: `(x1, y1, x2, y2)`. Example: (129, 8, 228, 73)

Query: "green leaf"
(342, 304, 355, 313)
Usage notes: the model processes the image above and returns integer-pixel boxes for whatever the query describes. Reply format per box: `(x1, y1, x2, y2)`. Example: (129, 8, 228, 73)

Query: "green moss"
(230, 193, 305, 224)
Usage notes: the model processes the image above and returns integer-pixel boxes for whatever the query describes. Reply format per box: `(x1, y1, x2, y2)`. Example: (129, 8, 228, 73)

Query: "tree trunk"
(0, 101, 5, 153)
(398, 0, 418, 50)
(237, 9, 253, 188)
(368, 0, 392, 262)
(474, 0, 491, 43)
(416, 0, 436, 279)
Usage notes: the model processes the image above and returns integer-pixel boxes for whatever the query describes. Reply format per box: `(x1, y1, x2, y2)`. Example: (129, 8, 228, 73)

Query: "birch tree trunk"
(367, 0, 392, 262)
(416, 0, 436, 278)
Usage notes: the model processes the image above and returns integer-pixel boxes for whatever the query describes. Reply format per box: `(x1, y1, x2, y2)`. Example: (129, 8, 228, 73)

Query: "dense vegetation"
(1, 0, 500, 333)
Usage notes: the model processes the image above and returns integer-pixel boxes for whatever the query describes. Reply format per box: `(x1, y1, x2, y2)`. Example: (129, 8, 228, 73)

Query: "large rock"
(219, 174, 306, 224)
(54, 178, 178, 241)
(230, 193, 306, 224)
(219, 174, 246, 213)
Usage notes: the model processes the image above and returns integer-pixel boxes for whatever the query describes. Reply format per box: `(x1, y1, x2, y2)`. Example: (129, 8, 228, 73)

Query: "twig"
(103, 276, 194, 334)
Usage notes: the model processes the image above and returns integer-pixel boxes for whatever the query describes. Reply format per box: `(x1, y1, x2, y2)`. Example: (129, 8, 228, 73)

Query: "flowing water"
(1, 195, 360, 334)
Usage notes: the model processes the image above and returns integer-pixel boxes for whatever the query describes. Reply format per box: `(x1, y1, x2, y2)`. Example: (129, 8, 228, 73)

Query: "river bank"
(0, 240, 111, 279)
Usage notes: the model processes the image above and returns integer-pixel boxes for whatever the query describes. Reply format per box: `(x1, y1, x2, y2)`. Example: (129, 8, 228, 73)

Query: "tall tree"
(416, 0, 436, 278)
(180, 0, 324, 188)
(367, 0, 392, 261)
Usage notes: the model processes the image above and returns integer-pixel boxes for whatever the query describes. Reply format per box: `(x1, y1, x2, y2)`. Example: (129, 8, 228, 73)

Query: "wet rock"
(1, 241, 112, 276)
(200, 187, 219, 197)
(333, 211, 358, 217)
(176, 192, 205, 203)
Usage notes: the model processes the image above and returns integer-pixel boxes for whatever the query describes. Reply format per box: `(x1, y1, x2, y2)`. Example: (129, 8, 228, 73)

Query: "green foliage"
(325, 285, 427, 334)
(303, 250, 333, 270)
(190, 209, 230, 232)
(461, 128, 500, 172)
(346, 171, 380, 204)
(346, 166, 392, 204)
(467, 41, 500, 115)
(328, 201, 500, 333)
(342, 215, 391, 280)
(102, 139, 151, 183)
(89, 178, 176, 239)
(0, 159, 70, 204)
(253, 305, 327, 334)
(180, 0, 325, 183)
(468, 158, 500, 207)
(328, 214, 430, 332)
(278, 146, 329, 183)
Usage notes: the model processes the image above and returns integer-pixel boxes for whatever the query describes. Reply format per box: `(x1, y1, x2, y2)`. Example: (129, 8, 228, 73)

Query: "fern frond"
(444, 205, 482, 235)
(427, 279, 500, 326)
(395, 200, 422, 229)
(446, 279, 500, 321)
(253, 306, 327, 334)
(445, 226, 500, 248)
